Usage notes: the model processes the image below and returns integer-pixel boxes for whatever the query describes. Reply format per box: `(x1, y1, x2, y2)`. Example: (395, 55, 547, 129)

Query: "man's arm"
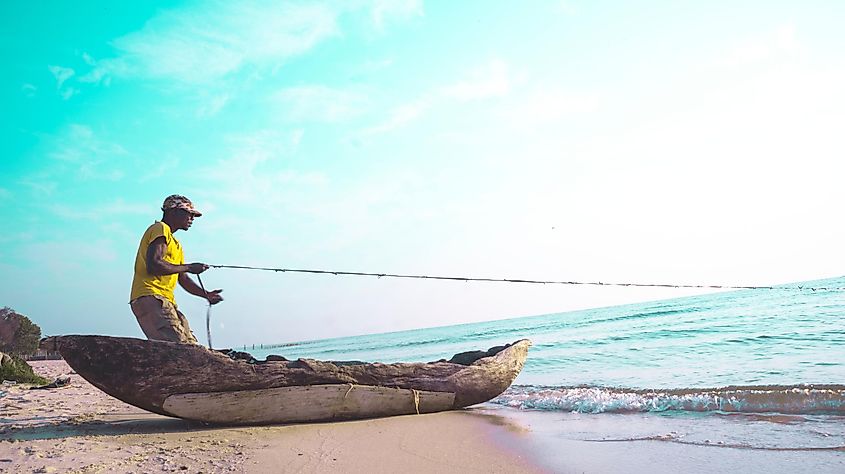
(178, 273, 224, 305)
(146, 236, 207, 276)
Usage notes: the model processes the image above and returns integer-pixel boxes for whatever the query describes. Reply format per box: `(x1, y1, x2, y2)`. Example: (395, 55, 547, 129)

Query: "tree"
(0, 307, 42, 356)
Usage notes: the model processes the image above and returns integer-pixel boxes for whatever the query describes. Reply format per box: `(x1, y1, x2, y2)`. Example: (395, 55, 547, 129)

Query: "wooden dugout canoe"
(55, 335, 531, 425)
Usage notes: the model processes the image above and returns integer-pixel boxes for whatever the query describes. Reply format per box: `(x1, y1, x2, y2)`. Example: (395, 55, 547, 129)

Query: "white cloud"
(362, 59, 520, 136)
(48, 65, 74, 88)
(21, 83, 37, 96)
(371, 0, 423, 31)
(48, 65, 79, 99)
(442, 59, 513, 101)
(22, 240, 119, 274)
(363, 98, 431, 135)
(47, 124, 128, 181)
(60, 87, 79, 100)
(360, 59, 592, 136)
(555, 0, 578, 15)
(19, 178, 58, 197)
(274, 85, 368, 122)
(291, 129, 305, 147)
(500, 88, 599, 126)
(138, 157, 181, 183)
(197, 93, 231, 118)
(77, 55, 118, 86)
(198, 129, 317, 206)
(49, 125, 100, 160)
(99, 1, 339, 84)
(49, 199, 150, 220)
(81, 52, 96, 66)
(357, 58, 394, 74)
(224, 129, 299, 165)
(79, 164, 124, 181)
(76, 2, 423, 89)
(709, 24, 798, 68)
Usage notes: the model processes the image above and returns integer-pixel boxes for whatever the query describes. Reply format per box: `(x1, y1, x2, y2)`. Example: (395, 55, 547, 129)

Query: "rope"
(411, 388, 421, 415)
(196, 274, 212, 350)
(208, 264, 844, 292)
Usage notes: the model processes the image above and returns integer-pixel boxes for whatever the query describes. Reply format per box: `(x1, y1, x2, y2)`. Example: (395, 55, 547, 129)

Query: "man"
(129, 195, 223, 343)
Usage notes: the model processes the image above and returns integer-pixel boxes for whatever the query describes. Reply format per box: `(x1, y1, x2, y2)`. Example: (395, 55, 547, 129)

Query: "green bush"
(0, 354, 48, 385)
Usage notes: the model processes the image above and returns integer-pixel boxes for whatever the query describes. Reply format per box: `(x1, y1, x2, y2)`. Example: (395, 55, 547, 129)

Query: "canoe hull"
(56, 335, 531, 424)
(162, 384, 456, 424)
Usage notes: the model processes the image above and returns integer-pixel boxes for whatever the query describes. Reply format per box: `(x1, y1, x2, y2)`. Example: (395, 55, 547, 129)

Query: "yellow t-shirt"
(130, 221, 184, 304)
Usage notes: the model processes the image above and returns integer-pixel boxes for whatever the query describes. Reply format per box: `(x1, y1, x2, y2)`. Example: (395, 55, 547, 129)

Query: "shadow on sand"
(3, 406, 533, 442)
(2, 412, 223, 441)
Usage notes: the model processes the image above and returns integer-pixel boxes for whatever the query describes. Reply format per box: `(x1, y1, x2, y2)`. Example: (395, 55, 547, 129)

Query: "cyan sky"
(3, 1, 844, 347)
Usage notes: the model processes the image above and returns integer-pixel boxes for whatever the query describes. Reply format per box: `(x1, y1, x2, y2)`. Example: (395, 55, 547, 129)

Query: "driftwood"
(56, 335, 531, 424)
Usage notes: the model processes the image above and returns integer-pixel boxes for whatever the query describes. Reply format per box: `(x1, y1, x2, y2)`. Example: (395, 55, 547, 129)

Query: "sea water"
(249, 276, 845, 452)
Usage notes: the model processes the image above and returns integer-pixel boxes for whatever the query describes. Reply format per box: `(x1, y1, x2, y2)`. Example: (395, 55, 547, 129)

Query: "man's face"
(174, 208, 196, 231)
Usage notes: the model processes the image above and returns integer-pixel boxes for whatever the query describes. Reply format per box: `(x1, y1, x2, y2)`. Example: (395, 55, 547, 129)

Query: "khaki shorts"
(130, 295, 198, 344)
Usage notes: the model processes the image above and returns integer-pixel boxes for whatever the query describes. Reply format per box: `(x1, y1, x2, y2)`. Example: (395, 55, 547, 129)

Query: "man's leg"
(130, 295, 197, 344)
(175, 309, 199, 344)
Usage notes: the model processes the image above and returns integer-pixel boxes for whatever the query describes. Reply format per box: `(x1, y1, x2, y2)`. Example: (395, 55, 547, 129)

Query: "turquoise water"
(248, 276, 845, 416)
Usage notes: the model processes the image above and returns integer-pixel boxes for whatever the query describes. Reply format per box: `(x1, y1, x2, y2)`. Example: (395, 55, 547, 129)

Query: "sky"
(2, 0, 844, 347)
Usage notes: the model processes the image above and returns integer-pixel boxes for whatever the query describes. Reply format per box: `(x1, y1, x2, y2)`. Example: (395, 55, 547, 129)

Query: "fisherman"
(129, 195, 223, 343)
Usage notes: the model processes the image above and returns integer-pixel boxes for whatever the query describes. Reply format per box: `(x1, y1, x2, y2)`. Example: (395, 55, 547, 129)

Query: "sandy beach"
(0, 360, 544, 473)
(3, 361, 845, 473)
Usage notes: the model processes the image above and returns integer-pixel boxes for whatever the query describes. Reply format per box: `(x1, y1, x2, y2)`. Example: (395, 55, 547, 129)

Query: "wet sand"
(0, 360, 544, 473)
(483, 405, 845, 473)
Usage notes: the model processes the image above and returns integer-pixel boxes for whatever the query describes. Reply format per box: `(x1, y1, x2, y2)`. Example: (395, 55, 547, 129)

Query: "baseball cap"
(161, 194, 202, 216)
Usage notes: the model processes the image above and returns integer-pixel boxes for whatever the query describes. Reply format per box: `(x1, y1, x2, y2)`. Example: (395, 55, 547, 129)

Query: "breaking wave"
(492, 384, 845, 415)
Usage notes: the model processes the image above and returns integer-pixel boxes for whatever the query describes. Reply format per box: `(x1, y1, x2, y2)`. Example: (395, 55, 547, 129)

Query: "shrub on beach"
(0, 352, 48, 385)
(0, 307, 42, 356)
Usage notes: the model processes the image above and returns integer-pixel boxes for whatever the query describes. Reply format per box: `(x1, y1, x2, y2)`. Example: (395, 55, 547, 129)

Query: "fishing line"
(199, 265, 843, 346)
(196, 273, 212, 350)
(207, 264, 845, 292)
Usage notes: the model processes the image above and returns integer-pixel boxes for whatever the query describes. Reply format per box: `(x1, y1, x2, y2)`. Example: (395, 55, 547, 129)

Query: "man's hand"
(186, 262, 209, 274)
(206, 289, 224, 305)
(177, 273, 222, 303)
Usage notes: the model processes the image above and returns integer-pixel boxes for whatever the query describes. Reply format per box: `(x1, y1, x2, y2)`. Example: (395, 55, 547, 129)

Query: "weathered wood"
(162, 384, 456, 424)
(56, 335, 531, 423)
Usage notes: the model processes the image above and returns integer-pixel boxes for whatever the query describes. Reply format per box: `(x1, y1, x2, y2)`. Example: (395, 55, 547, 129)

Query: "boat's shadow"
(2, 411, 220, 441)
(3, 407, 531, 442)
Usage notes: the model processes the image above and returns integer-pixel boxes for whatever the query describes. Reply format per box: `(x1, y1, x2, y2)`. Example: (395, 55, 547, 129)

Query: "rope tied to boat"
(344, 383, 356, 399)
(412, 388, 421, 415)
